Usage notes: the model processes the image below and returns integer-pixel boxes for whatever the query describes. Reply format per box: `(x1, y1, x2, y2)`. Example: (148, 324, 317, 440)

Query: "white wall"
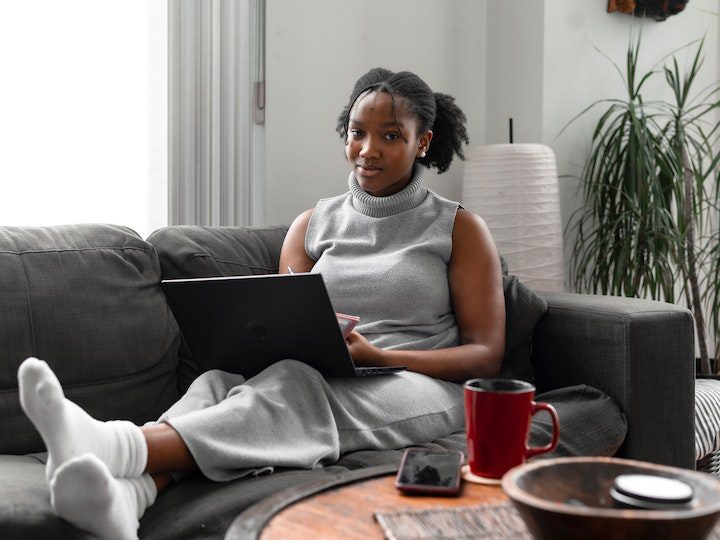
(264, 0, 486, 226)
(484, 0, 545, 144)
(265, 0, 719, 275)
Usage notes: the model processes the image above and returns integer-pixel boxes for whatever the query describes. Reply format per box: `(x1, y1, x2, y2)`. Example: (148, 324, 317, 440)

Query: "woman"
(282, 68, 504, 381)
(17, 68, 623, 540)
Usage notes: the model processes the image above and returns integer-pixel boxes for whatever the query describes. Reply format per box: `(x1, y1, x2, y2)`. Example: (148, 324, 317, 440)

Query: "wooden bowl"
(502, 457, 720, 540)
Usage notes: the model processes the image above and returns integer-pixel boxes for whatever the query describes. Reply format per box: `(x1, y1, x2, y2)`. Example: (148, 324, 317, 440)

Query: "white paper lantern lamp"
(462, 144, 565, 292)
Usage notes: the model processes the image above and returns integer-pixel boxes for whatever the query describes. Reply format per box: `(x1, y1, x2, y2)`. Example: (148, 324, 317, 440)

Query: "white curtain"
(169, 0, 254, 226)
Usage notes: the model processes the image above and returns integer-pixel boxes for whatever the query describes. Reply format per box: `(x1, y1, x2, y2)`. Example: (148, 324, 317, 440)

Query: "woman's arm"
(347, 208, 506, 383)
(278, 208, 316, 274)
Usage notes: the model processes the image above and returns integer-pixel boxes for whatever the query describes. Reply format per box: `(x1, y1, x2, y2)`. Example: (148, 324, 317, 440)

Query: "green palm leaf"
(565, 33, 720, 373)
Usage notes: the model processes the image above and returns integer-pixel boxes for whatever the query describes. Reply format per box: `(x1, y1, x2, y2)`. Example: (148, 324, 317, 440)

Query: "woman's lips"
(357, 165, 382, 178)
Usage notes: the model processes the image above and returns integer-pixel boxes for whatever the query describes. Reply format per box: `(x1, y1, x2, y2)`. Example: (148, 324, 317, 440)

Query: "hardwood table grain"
(259, 469, 507, 539)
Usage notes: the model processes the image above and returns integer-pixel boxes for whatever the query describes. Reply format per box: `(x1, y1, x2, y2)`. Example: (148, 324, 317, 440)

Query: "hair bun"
(417, 93, 468, 173)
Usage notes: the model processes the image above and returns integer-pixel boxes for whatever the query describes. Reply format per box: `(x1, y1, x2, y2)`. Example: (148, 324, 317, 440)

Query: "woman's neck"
(349, 166, 427, 218)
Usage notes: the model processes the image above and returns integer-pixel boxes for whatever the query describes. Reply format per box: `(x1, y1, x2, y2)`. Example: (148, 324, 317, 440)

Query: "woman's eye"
(349, 129, 363, 138)
(384, 132, 400, 141)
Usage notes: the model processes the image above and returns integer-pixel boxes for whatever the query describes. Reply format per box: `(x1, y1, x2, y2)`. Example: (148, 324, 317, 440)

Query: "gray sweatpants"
(158, 360, 627, 482)
(158, 360, 465, 481)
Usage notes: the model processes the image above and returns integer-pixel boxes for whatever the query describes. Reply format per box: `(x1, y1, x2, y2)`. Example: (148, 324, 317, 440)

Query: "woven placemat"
(374, 502, 720, 540)
(374, 502, 531, 540)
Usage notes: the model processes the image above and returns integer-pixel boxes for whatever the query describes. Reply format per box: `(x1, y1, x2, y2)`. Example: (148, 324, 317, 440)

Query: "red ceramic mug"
(464, 378, 560, 481)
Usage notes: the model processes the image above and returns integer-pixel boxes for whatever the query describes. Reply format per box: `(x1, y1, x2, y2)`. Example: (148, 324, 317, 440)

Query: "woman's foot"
(18, 357, 147, 480)
(50, 454, 156, 540)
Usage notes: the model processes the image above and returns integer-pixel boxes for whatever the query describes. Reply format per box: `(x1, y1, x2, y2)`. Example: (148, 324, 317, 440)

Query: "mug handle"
(525, 401, 560, 458)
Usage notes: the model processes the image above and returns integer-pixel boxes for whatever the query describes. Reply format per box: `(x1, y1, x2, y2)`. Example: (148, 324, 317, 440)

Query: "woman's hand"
(345, 331, 384, 367)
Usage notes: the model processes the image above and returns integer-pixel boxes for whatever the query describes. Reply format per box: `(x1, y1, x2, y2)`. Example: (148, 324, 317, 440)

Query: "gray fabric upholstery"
(532, 291, 695, 469)
(0, 454, 93, 539)
(0, 225, 181, 455)
(147, 225, 288, 280)
(500, 275, 547, 382)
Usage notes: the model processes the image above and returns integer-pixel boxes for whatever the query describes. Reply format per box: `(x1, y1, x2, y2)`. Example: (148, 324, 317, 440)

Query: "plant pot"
(696, 357, 720, 379)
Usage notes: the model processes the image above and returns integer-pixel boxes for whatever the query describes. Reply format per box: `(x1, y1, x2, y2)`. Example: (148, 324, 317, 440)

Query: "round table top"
(260, 470, 507, 539)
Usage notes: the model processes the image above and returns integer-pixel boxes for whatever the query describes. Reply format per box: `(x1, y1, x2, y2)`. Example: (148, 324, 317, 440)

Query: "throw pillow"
(499, 259, 548, 383)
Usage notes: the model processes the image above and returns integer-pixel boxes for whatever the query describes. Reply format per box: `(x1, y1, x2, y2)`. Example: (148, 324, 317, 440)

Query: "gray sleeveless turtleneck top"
(305, 169, 461, 351)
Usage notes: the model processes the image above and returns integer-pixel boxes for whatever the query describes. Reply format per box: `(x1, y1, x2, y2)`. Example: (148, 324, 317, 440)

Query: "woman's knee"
(265, 359, 324, 382)
(186, 369, 246, 401)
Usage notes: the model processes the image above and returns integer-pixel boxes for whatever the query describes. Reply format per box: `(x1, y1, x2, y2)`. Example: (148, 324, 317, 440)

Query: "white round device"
(611, 474, 694, 510)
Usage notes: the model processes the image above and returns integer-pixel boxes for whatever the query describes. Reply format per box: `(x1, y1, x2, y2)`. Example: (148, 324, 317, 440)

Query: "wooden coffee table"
(226, 464, 509, 539)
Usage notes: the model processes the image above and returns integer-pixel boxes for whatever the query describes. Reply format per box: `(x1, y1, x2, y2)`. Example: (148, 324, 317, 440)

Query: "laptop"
(160, 273, 406, 378)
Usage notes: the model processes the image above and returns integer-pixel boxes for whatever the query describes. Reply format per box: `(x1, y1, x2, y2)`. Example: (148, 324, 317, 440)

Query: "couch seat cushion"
(0, 454, 94, 539)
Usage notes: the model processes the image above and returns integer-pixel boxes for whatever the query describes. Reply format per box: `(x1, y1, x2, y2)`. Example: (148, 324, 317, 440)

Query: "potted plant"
(564, 34, 720, 374)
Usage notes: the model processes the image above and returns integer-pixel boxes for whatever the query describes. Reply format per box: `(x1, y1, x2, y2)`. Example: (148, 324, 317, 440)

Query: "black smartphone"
(395, 448, 464, 496)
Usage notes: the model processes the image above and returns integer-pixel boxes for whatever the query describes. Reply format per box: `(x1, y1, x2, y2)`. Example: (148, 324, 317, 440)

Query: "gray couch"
(0, 224, 695, 539)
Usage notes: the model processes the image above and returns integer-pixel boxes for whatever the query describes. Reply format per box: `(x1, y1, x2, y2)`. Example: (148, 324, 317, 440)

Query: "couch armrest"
(531, 292, 695, 469)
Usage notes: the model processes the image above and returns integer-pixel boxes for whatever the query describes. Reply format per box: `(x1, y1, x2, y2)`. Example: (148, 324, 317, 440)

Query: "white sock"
(18, 357, 148, 481)
(50, 454, 157, 540)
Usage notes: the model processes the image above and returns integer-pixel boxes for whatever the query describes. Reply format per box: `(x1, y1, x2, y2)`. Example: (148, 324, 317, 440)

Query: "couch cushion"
(0, 225, 180, 455)
(147, 225, 289, 280)
(0, 454, 93, 539)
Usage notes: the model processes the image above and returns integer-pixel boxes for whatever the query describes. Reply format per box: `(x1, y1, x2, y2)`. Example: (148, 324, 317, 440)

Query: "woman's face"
(345, 90, 432, 197)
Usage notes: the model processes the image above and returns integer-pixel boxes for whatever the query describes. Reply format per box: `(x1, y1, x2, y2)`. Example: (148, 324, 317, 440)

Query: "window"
(0, 1, 167, 239)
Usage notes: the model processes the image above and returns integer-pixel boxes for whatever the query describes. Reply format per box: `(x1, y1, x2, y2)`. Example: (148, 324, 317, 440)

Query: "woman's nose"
(359, 137, 380, 158)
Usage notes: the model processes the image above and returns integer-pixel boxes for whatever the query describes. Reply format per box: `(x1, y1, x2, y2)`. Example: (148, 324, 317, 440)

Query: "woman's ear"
(417, 130, 433, 158)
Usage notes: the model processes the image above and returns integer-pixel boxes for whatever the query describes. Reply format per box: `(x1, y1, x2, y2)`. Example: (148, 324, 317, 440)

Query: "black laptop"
(160, 273, 406, 378)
